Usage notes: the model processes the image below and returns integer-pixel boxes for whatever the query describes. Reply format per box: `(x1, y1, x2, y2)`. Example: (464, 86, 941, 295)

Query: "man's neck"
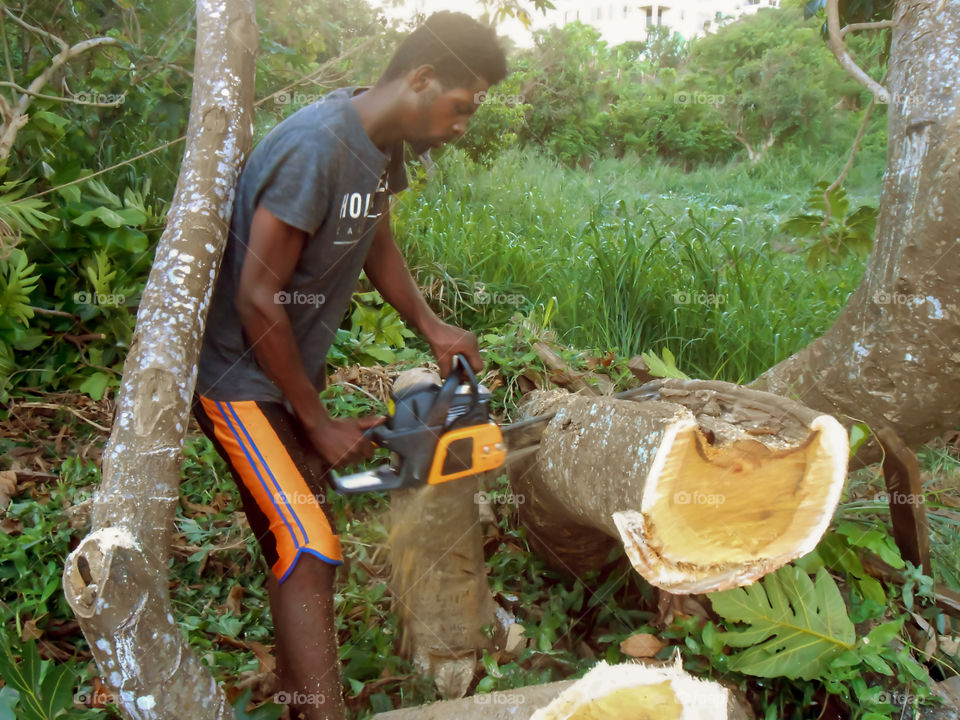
(351, 84, 405, 150)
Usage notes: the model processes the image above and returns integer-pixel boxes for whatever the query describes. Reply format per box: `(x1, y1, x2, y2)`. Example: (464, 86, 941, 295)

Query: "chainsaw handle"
(454, 353, 479, 391)
(365, 423, 388, 447)
(428, 354, 477, 426)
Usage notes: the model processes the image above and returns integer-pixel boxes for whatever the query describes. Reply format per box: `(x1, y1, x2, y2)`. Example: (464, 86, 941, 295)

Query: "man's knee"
(279, 551, 338, 594)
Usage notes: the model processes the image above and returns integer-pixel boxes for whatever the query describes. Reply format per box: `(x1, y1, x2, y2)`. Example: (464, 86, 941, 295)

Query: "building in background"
(544, 0, 781, 44)
(377, 0, 781, 47)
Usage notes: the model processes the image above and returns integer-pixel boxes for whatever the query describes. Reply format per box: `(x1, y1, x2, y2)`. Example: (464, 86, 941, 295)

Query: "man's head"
(378, 12, 507, 149)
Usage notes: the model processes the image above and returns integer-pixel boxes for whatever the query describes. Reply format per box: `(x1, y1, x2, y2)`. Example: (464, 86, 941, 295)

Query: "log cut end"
(532, 658, 734, 720)
(619, 413, 849, 593)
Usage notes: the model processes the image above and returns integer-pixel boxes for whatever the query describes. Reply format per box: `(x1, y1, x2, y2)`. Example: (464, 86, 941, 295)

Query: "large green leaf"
(37, 664, 74, 719)
(72, 206, 127, 228)
(0, 687, 18, 720)
(709, 565, 856, 679)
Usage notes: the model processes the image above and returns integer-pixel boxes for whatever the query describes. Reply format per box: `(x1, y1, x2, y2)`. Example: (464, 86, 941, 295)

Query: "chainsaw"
(330, 354, 548, 494)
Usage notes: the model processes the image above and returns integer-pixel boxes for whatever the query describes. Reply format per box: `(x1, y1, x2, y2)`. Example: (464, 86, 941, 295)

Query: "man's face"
(407, 70, 490, 150)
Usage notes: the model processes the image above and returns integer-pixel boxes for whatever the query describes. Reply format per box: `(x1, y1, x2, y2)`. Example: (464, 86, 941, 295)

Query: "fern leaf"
(708, 565, 855, 680)
(0, 249, 40, 324)
(0, 181, 55, 238)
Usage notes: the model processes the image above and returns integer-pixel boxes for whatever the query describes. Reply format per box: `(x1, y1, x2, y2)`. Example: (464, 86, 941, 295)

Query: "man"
(192, 12, 507, 720)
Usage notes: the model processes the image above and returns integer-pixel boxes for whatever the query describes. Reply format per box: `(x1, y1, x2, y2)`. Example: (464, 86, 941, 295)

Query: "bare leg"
(268, 555, 345, 720)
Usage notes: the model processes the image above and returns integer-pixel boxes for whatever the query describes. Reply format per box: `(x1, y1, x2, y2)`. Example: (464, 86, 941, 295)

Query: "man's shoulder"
(261, 87, 356, 148)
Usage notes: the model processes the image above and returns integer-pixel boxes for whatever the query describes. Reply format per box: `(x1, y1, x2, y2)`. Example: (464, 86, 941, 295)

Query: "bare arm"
(364, 206, 482, 376)
(237, 205, 380, 466)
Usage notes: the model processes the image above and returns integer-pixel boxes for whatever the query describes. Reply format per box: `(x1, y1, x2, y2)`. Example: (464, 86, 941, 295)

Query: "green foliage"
(326, 290, 417, 367)
(709, 566, 856, 679)
(702, 560, 934, 717)
(686, 5, 861, 159)
(398, 147, 876, 384)
(0, 636, 79, 720)
(0, 181, 56, 237)
(458, 72, 528, 164)
(457, 3, 878, 166)
(639, 347, 689, 380)
(781, 181, 877, 268)
(2, 176, 162, 399)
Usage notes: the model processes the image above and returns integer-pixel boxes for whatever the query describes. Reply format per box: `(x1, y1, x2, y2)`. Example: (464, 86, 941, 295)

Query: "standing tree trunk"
(386, 369, 499, 699)
(752, 0, 960, 461)
(60, 1, 257, 718)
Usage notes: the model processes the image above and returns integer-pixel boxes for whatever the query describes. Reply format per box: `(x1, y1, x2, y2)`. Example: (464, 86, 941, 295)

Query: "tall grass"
(392, 145, 881, 383)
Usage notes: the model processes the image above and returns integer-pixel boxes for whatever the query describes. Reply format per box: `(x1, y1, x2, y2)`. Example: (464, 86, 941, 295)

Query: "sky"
(374, 0, 546, 47)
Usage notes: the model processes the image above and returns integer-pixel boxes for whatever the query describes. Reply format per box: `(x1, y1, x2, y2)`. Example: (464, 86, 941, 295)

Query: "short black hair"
(379, 11, 507, 89)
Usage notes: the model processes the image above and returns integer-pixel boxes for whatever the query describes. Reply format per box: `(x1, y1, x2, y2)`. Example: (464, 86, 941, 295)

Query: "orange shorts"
(192, 394, 343, 582)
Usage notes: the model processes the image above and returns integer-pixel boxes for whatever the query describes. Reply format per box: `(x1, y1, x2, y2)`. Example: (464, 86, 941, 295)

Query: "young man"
(192, 12, 507, 720)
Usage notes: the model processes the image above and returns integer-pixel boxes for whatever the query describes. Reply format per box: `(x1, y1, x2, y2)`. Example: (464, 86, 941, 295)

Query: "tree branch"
(0, 35, 121, 161)
(821, 96, 877, 234)
(0, 11, 15, 85)
(1, 5, 68, 52)
(841, 19, 895, 37)
(826, 0, 889, 100)
(0, 81, 125, 106)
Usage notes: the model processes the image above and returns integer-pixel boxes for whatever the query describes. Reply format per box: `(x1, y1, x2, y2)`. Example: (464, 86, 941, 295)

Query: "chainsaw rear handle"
(428, 354, 478, 426)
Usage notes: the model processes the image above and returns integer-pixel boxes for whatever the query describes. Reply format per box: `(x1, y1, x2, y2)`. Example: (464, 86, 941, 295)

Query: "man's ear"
(408, 64, 437, 93)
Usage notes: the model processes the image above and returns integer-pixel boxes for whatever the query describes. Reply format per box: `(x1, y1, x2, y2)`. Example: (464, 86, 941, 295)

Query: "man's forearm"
(238, 293, 330, 430)
(364, 226, 443, 337)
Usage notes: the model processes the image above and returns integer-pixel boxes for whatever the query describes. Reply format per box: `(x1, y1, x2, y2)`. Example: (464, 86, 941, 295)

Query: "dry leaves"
(224, 585, 244, 615)
(0, 469, 17, 509)
(619, 632, 666, 658)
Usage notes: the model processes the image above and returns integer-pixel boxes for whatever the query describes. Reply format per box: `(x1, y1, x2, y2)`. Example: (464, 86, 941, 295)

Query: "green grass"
(393, 144, 882, 383)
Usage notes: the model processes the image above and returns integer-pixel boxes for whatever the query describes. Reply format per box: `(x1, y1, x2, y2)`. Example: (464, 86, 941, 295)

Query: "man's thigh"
(192, 395, 342, 582)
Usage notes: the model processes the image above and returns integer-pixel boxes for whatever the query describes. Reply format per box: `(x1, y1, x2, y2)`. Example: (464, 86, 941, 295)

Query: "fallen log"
(373, 658, 754, 720)
(509, 379, 849, 593)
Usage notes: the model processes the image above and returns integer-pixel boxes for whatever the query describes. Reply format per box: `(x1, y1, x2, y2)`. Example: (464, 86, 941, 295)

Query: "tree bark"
(60, 1, 257, 718)
(510, 380, 849, 593)
(386, 369, 500, 699)
(752, 0, 960, 464)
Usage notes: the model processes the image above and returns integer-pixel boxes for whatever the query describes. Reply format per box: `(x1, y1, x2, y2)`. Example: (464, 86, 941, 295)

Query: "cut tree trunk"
(751, 0, 960, 464)
(509, 379, 849, 593)
(386, 369, 499, 699)
(60, 1, 257, 718)
(373, 658, 754, 720)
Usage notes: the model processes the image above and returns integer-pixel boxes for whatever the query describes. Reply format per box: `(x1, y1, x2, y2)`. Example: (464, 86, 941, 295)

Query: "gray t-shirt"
(196, 87, 408, 401)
